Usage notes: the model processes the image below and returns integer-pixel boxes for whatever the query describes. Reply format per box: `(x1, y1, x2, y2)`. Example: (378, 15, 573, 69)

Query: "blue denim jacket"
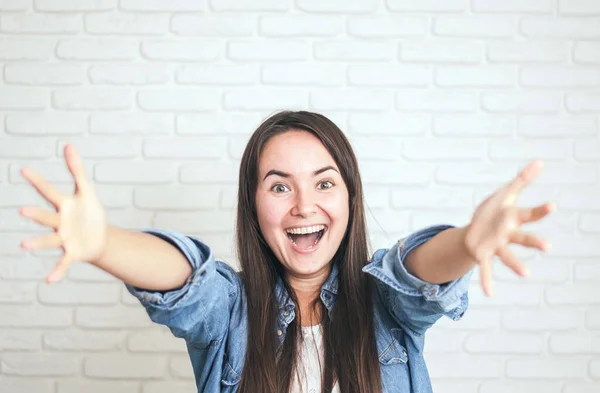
(126, 225, 473, 393)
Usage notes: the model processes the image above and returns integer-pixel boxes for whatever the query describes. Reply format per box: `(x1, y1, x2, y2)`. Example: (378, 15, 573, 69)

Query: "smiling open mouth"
(286, 226, 327, 251)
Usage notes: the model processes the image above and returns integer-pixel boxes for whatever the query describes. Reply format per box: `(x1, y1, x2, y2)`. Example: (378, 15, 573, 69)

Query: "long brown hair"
(235, 111, 382, 393)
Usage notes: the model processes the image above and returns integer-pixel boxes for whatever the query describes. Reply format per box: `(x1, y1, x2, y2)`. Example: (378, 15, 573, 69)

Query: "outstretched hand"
(464, 160, 556, 296)
(20, 145, 108, 284)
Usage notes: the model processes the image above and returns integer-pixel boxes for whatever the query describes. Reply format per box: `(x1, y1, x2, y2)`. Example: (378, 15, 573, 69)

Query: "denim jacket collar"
(321, 262, 339, 296)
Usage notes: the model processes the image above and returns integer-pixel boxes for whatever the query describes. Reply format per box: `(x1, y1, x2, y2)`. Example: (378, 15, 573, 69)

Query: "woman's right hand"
(20, 144, 108, 284)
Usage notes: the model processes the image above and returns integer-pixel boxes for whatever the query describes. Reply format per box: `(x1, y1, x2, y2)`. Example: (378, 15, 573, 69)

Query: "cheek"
(256, 197, 287, 232)
(322, 192, 350, 222)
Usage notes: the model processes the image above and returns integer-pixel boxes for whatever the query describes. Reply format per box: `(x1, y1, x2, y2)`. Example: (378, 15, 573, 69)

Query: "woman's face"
(255, 130, 350, 280)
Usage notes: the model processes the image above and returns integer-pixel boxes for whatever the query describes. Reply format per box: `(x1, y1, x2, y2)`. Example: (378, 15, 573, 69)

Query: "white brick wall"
(0, 0, 598, 392)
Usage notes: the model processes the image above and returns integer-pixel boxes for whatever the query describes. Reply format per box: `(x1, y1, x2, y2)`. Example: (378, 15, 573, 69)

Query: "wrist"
(461, 224, 480, 264)
(89, 224, 112, 266)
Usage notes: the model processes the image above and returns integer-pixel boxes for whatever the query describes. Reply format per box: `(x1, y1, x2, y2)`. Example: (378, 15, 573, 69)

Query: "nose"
(291, 189, 317, 218)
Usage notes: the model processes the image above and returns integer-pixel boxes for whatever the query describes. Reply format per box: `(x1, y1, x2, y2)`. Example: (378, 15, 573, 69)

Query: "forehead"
(259, 130, 337, 176)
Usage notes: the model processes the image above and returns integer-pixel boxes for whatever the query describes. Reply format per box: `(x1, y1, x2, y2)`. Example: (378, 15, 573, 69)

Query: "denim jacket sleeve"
(124, 228, 242, 349)
(363, 225, 473, 336)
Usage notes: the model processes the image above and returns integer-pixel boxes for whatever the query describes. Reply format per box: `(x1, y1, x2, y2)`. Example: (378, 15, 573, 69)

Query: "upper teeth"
(286, 225, 325, 235)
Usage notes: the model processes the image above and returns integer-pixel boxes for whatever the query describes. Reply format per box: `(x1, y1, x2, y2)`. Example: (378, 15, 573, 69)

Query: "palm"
(469, 194, 519, 253)
(20, 145, 107, 283)
(59, 193, 107, 262)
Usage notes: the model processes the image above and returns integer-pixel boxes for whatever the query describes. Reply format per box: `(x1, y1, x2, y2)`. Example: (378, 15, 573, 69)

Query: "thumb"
(47, 252, 74, 284)
(64, 144, 92, 196)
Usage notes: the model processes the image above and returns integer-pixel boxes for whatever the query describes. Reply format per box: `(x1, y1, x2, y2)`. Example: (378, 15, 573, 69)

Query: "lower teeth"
(288, 230, 324, 248)
(289, 239, 318, 247)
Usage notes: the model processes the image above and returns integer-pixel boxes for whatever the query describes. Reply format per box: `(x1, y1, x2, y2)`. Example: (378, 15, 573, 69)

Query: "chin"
(282, 254, 332, 277)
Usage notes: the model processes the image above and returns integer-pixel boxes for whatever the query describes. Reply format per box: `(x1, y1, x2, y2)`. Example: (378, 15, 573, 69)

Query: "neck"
(286, 264, 331, 327)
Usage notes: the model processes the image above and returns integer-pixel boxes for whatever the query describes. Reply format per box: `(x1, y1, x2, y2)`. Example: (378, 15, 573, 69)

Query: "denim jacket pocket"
(220, 361, 242, 386)
(378, 328, 408, 366)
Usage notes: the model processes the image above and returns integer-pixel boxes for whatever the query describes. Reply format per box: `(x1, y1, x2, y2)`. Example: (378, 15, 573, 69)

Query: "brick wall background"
(0, 0, 599, 392)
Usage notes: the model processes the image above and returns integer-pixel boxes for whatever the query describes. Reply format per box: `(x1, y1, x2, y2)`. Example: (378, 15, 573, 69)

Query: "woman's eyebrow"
(262, 165, 338, 181)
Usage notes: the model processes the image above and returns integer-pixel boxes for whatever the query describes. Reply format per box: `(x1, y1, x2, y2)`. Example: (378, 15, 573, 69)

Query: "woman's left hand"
(464, 160, 556, 297)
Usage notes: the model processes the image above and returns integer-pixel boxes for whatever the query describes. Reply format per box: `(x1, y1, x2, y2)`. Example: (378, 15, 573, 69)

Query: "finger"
(478, 252, 494, 297)
(21, 233, 62, 250)
(504, 160, 544, 205)
(64, 144, 91, 196)
(21, 168, 64, 209)
(20, 206, 60, 229)
(47, 252, 74, 284)
(496, 246, 529, 277)
(509, 231, 550, 252)
(518, 202, 556, 224)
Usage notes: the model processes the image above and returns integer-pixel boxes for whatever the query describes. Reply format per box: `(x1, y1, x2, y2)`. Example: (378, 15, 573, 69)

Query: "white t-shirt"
(290, 324, 340, 393)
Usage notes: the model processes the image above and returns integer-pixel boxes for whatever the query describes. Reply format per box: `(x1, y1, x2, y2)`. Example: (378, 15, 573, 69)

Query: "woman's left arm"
(404, 160, 556, 297)
(404, 226, 475, 285)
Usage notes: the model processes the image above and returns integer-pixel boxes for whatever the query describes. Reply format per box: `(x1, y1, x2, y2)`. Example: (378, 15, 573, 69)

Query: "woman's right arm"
(93, 225, 192, 291)
(20, 144, 240, 347)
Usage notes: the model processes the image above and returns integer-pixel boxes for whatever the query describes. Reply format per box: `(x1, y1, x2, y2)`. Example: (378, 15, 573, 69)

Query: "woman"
(19, 111, 555, 393)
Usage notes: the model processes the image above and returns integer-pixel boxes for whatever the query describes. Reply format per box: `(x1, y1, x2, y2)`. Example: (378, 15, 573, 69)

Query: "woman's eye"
(271, 184, 289, 193)
(318, 180, 334, 190)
